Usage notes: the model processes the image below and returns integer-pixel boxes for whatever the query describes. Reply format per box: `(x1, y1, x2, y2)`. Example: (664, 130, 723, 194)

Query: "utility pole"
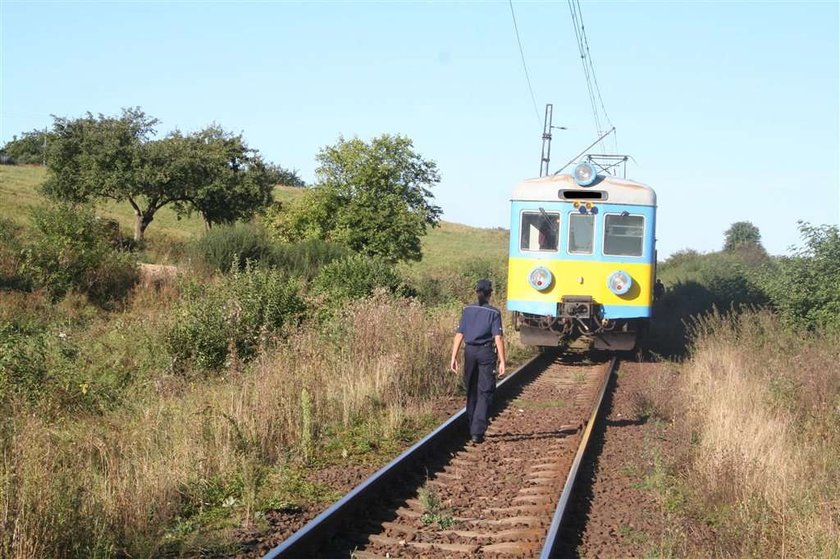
(539, 104, 566, 177)
(539, 104, 553, 177)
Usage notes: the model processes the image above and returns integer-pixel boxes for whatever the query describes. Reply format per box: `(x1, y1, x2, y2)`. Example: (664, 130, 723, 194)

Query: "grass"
(0, 164, 523, 557)
(414, 222, 508, 270)
(0, 165, 507, 270)
(641, 310, 840, 558)
(0, 291, 466, 558)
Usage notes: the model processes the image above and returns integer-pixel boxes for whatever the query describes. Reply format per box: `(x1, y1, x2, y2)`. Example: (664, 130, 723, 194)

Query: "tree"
(42, 109, 274, 242)
(764, 222, 840, 332)
(0, 129, 51, 165)
(723, 221, 763, 252)
(265, 163, 305, 187)
(149, 126, 274, 230)
(271, 134, 441, 263)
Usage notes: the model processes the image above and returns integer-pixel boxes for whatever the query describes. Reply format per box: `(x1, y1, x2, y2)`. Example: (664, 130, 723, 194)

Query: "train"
(506, 161, 657, 350)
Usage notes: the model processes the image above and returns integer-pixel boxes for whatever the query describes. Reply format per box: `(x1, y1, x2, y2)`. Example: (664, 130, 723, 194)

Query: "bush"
(658, 249, 768, 310)
(312, 254, 405, 304)
(404, 256, 508, 307)
(0, 321, 48, 403)
(194, 223, 274, 272)
(269, 239, 350, 281)
(0, 217, 30, 291)
(762, 223, 840, 332)
(167, 266, 305, 373)
(194, 224, 350, 280)
(1, 129, 48, 165)
(23, 204, 138, 306)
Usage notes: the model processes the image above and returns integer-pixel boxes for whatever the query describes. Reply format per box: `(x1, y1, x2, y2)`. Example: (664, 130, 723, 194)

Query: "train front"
(506, 162, 657, 350)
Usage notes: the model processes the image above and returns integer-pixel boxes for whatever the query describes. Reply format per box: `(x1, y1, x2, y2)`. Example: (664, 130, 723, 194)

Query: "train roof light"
(573, 161, 597, 187)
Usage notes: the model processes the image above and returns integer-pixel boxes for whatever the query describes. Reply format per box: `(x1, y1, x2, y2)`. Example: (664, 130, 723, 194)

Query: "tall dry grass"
(1, 292, 461, 558)
(680, 310, 840, 557)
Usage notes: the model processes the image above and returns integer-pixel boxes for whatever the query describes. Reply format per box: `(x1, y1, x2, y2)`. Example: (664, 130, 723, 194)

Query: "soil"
(554, 360, 710, 558)
(236, 396, 466, 558)
(237, 359, 710, 559)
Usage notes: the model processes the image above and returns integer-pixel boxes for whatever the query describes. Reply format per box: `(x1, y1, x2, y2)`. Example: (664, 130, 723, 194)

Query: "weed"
(418, 483, 456, 528)
(300, 388, 314, 463)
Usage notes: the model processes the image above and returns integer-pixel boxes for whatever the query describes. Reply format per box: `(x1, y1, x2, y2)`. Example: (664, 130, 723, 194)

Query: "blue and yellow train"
(506, 161, 657, 350)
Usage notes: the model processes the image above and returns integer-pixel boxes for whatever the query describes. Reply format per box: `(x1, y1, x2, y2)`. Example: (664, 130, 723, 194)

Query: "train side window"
(568, 213, 594, 254)
(604, 214, 644, 256)
(520, 211, 560, 252)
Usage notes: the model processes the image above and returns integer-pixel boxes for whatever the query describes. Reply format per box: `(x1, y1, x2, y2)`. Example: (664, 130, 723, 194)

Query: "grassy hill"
(0, 164, 509, 267)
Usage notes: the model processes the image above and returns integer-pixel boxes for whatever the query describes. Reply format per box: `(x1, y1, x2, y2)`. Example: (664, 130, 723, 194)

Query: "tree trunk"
(134, 212, 153, 242)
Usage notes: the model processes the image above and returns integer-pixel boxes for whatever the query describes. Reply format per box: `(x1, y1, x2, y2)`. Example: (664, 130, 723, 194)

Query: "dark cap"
(475, 279, 493, 292)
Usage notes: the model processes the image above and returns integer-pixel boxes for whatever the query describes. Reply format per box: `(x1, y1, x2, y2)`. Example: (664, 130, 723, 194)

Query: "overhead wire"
(567, 0, 601, 138)
(567, 0, 617, 153)
(574, 0, 616, 152)
(508, 0, 542, 129)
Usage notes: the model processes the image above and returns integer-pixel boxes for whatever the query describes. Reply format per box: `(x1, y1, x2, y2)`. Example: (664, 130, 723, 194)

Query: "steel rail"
(262, 352, 546, 559)
(539, 355, 617, 559)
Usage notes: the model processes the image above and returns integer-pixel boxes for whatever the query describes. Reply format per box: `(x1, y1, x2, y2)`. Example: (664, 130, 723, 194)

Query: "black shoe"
(471, 435, 484, 444)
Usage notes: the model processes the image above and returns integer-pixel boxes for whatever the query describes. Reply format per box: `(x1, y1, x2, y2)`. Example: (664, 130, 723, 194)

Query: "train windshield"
(604, 214, 645, 256)
(568, 213, 594, 254)
(520, 211, 560, 251)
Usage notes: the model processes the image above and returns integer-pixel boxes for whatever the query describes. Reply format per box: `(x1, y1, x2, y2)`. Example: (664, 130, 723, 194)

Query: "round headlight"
(528, 266, 553, 291)
(607, 270, 632, 295)
(573, 161, 597, 186)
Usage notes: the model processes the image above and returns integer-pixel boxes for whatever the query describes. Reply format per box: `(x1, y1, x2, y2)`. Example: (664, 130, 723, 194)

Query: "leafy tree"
(42, 108, 273, 242)
(271, 134, 441, 263)
(723, 221, 763, 252)
(265, 162, 305, 187)
(764, 222, 840, 332)
(151, 126, 274, 230)
(0, 129, 50, 165)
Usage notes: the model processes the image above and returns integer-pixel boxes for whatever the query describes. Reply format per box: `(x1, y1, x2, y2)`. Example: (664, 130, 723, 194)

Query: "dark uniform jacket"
(457, 303, 503, 346)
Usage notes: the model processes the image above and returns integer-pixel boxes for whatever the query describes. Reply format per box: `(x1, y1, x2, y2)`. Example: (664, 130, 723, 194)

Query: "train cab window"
(568, 213, 594, 254)
(520, 211, 560, 252)
(604, 214, 645, 256)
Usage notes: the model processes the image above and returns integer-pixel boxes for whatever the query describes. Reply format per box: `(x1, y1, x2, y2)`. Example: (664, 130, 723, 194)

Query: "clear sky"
(1, 1, 838, 258)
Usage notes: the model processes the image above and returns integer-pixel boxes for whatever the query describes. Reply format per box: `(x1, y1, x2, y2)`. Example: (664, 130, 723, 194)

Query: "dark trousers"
(463, 344, 496, 437)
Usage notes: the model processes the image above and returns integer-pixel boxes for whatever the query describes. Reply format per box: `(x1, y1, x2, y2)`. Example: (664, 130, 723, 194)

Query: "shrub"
(312, 254, 404, 304)
(0, 217, 30, 291)
(0, 321, 48, 403)
(23, 204, 138, 306)
(761, 223, 840, 333)
(194, 223, 274, 272)
(167, 266, 305, 373)
(405, 256, 508, 307)
(269, 239, 350, 281)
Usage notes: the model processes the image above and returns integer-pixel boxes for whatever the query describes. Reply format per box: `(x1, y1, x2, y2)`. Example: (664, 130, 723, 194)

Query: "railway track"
(264, 351, 616, 558)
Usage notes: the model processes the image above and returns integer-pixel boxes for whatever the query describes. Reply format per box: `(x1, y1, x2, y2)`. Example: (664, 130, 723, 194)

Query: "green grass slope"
(0, 165, 510, 267)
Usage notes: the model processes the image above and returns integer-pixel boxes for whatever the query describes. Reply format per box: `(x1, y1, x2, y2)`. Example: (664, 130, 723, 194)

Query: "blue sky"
(1, 1, 838, 258)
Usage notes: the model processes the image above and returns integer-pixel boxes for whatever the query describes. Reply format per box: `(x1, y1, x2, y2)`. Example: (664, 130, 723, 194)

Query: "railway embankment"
(569, 311, 839, 558)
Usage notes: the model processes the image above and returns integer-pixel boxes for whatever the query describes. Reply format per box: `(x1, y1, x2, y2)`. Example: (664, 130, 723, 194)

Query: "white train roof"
(512, 174, 656, 206)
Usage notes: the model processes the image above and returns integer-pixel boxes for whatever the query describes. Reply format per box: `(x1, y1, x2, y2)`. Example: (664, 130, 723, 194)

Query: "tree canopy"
(723, 221, 763, 252)
(0, 129, 50, 165)
(42, 108, 275, 241)
(271, 134, 441, 263)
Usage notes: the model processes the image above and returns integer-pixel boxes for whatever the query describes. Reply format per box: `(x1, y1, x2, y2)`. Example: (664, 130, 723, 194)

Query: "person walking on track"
(449, 279, 507, 444)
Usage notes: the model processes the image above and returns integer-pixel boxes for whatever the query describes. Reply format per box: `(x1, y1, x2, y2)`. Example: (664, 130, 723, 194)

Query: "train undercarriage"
(512, 296, 645, 351)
